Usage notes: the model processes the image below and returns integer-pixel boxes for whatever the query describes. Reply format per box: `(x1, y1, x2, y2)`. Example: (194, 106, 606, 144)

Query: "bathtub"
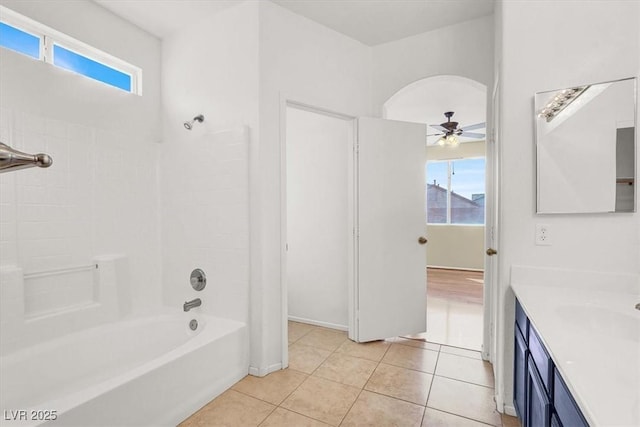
(0, 311, 248, 426)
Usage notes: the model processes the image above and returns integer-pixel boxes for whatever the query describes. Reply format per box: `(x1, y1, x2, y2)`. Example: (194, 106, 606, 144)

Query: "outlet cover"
(535, 224, 552, 246)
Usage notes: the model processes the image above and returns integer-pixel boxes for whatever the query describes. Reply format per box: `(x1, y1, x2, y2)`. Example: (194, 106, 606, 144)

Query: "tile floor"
(179, 322, 521, 427)
(424, 296, 484, 351)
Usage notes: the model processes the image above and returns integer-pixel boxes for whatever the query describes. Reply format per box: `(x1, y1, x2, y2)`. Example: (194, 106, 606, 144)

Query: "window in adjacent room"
(426, 158, 486, 225)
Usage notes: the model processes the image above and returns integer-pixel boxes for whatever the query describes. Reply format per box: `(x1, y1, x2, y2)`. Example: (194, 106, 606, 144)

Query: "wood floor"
(427, 268, 484, 305)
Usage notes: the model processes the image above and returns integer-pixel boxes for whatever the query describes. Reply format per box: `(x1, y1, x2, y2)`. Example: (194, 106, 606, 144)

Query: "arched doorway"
(384, 75, 490, 352)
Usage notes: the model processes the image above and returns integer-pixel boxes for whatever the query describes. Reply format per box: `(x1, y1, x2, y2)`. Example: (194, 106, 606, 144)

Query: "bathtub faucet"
(183, 298, 202, 312)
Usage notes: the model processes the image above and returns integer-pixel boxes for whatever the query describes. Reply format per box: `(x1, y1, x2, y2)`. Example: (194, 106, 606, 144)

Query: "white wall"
(160, 1, 258, 324)
(286, 106, 351, 330)
(254, 0, 372, 374)
(372, 19, 494, 273)
(496, 0, 640, 413)
(426, 225, 484, 270)
(372, 15, 494, 115)
(0, 0, 161, 350)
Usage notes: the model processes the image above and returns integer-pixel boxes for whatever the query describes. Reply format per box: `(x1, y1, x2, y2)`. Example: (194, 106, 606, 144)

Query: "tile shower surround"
(0, 108, 159, 350)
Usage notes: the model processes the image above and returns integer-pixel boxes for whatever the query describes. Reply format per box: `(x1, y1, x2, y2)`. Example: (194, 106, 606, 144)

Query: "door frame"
(381, 75, 496, 362)
(483, 71, 500, 363)
(279, 95, 357, 368)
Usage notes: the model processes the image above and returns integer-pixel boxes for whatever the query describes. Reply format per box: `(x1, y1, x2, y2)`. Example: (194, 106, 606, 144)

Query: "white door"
(354, 117, 427, 342)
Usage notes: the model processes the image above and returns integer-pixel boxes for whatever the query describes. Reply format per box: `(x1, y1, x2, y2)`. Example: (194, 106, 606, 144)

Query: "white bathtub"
(0, 312, 248, 426)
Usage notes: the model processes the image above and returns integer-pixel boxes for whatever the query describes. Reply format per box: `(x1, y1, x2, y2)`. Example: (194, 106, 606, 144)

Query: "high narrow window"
(0, 21, 40, 59)
(0, 6, 141, 95)
(53, 44, 132, 92)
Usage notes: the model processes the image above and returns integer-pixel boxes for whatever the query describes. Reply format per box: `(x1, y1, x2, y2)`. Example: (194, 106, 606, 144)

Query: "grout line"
(420, 347, 440, 426)
(432, 373, 495, 390)
(362, 389, 427, 408)
(337, 342, 393, 426)
(276, 405, 336, 426)
(393, 339, 441, 352)
(337, 385, 364, 426)
(255, 403, 278, 427)
(440, 348, 484, 358)
(286, 324, 494, 425)
(227, 388, 279, 407)
(375, 359, 437, 376)
(288, 323, 317, 344)
(197, 322, 499, 426)
(424, 349, 440, 402)
(424, 406, 496, 426)
(232, 372, 331, 425)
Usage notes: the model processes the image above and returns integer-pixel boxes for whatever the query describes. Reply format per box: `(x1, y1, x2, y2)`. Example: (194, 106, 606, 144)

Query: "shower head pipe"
(184, 114, 205, 130)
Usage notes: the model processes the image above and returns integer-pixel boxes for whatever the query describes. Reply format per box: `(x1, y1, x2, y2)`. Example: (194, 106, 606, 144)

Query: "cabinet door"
(514, 326, 528, 422)
(527, 355, 551, 427)
(554, 369, 589, 427)
(528, 324, 553, 393)
(515, 298, 529, 342)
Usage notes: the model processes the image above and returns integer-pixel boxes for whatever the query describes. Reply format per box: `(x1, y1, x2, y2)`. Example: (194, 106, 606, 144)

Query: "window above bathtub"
(0, 5, 142, 95)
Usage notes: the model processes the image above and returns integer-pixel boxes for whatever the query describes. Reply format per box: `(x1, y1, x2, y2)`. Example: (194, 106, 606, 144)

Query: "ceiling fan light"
(446, 134, 459, 146)
(437, 137, 446, 146)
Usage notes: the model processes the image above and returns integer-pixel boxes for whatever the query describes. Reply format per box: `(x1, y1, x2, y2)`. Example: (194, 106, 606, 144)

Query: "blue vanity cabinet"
(527, 355, 551, 427)
(528, 326, 553, 394)
(514, 324, 528, 420)
(514, 298, 590, 427)
(554, 369, 589, 427)
(515, 299, 529, 339)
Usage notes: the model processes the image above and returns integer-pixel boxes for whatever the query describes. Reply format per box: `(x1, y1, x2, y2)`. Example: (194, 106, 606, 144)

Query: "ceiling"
(95, 0, 494, 44)
(94, 0, 240, 38)
(271, 0, 494, 46)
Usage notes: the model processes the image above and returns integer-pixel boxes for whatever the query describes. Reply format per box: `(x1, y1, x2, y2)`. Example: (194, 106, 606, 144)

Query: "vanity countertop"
(510, 268, 639, 427)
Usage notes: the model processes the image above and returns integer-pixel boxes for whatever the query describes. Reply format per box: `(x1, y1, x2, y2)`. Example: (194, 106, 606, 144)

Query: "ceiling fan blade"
(426, 132, 444, 136)
(460, 122, 486, 131)
(430, 125, 448, 132)
(461, 132, 486, 139)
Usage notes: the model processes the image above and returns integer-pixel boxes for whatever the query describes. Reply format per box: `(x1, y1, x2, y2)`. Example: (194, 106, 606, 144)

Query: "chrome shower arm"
(0, 142, 53, 173)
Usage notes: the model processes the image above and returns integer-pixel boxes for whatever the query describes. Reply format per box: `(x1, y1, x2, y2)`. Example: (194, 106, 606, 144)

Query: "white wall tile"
(160, 126, 250, 323)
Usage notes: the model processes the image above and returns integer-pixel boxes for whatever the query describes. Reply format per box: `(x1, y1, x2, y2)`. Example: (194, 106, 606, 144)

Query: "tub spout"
(183, 298, 201, 312)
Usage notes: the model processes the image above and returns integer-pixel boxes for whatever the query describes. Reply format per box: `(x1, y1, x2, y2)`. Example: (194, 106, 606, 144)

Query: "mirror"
(535, 77, 636, 213)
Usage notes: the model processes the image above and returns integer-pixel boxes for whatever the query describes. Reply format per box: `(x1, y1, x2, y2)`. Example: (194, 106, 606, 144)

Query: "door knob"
(418, 237, 428, 245)
(486, 248, 497, 256)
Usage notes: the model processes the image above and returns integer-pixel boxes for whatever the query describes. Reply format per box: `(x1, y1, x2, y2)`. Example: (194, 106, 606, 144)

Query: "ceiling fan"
(427, 111, 486, 146)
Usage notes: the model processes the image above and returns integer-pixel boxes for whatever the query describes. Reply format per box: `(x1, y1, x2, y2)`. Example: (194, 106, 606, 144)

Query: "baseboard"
(495, 392, 504, 413)
(288, 315, 348, 332)
(427, 265, 484, 272)
(503, 404, 517, 417)
(248, 362, 282, 377)
(494, 392, 517, 417)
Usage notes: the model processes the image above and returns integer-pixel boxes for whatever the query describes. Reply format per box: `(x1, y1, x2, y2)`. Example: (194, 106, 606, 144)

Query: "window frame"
(426, 156, 486, 226)
(0, 5, 142, 95)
